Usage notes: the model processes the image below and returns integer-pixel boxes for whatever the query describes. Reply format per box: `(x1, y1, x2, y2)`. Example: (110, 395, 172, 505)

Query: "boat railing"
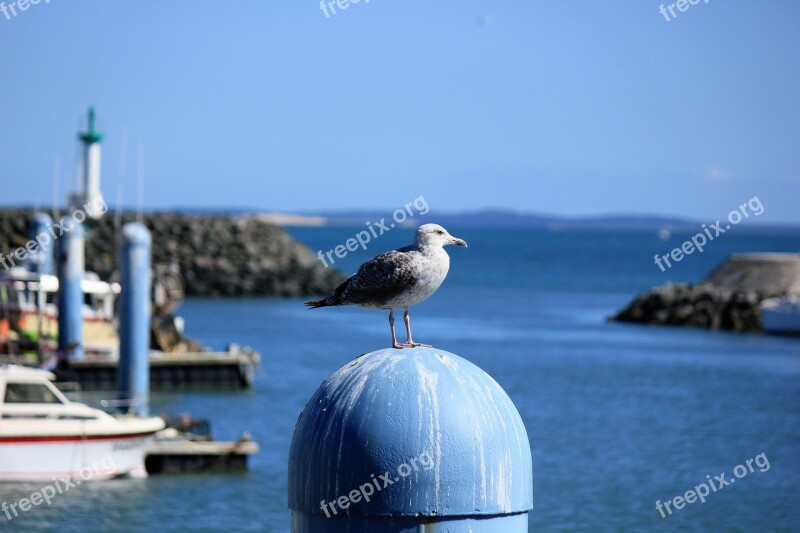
(99, 397, 146, 415)
(54, 389, 145, 417)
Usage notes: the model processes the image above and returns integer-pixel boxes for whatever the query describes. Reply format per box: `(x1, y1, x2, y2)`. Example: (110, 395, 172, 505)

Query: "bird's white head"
(414, 224, 468, 249)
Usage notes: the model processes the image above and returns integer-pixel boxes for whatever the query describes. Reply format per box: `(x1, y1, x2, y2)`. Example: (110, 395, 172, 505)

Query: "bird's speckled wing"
(334, 247, 418, 306)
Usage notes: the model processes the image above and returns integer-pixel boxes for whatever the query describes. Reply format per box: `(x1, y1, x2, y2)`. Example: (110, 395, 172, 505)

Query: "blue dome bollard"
(288, 347, 533, 532)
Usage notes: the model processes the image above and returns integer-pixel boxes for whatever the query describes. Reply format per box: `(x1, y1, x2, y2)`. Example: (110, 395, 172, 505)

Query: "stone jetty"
(613, 253, 800, 332)
(0, 209, 345, 297)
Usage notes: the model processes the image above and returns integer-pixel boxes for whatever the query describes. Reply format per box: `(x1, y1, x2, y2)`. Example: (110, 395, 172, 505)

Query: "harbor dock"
(62, 348, 259, 390)
(146, 435, 259, 474)
(0, 348, 259, 390)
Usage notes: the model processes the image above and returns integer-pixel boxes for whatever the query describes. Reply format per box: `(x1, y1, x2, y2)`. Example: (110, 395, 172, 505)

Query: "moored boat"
(761, 296, 800, 336)
(0, 365, 164, 481)
(0, 267, 119, 357)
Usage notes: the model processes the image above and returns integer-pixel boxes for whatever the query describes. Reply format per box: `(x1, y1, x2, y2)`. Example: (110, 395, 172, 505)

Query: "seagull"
(305, 224, 467, 349)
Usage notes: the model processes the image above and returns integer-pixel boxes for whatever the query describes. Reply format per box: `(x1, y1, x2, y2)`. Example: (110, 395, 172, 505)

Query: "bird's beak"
(450, 237, 468, 248)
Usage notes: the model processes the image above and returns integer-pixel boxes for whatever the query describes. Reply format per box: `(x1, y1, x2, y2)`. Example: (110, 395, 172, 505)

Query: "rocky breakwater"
(613, 253, 800, 332)
(0, 209, 345, 297)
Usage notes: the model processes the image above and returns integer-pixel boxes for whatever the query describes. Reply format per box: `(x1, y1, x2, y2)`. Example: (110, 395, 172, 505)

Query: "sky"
(1, 1, 799, 223)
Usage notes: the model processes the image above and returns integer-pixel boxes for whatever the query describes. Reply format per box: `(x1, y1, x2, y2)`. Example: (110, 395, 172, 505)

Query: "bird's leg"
(403, 308, 413, 344)
(403, 308, 432, 348)
(389, 309, 407, 349)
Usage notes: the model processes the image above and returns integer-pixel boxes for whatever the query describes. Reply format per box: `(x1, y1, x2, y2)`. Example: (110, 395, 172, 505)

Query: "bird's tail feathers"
(304, 296, 342, 309)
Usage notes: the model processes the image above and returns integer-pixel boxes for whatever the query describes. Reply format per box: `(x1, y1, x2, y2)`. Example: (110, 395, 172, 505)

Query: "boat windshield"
(4, 382, 65, 404)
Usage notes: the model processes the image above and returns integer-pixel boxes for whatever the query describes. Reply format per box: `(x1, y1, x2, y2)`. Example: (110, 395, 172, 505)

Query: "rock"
(613, 253, 800, 332)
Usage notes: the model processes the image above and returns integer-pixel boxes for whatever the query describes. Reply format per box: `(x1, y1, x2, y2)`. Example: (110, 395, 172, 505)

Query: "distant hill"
(164, 207, 697, 230)
(292, 209, 800, 234)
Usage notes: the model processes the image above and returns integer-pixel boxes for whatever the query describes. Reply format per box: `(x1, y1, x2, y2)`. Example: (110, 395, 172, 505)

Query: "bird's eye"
(436, 230, 444, 235)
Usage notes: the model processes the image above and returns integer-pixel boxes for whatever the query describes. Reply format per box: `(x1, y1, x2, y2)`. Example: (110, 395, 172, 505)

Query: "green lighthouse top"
(78, 107, 104, 144)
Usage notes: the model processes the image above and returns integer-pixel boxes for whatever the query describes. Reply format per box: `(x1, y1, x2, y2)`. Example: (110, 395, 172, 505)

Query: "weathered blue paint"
(117, 223, 151, 417)
(288, 347, 533, 532)
(26, 213, 53, 274)
(56, 217, 84, 360)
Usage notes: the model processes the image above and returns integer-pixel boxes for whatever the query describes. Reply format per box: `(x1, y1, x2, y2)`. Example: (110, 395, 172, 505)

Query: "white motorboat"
(0, 365, 164, 481)
(761, 296, 800, 336)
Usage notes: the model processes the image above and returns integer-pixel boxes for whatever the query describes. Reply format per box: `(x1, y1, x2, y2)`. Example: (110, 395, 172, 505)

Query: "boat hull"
(0, 432, 156, 481)
(761, 297, 800, 336)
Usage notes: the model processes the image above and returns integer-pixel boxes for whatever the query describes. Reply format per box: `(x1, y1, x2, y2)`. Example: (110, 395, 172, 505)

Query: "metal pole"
(27, 213, 53, 362)
(117, 222, 151, 417)
(56, 217, 84, 360)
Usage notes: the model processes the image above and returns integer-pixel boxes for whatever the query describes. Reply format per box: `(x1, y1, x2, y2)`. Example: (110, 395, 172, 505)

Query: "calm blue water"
(2, 227, 799, 532)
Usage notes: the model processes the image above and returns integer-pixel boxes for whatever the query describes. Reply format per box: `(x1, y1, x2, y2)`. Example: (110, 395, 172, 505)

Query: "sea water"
(2, 227, 798, 532)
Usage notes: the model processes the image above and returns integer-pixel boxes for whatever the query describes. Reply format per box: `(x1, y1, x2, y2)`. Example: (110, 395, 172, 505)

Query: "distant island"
(163, 207, 800, 233)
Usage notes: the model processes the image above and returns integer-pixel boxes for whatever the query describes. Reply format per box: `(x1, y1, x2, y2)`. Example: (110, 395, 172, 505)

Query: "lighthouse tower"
(76, 107, 106, 219)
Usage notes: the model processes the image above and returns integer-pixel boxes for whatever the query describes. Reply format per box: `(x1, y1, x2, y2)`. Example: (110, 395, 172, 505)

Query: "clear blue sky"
(1, 1, 799, 223)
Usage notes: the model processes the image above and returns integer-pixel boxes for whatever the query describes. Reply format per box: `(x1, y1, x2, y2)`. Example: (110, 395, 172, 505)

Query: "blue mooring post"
(56, 217, 84, 360)
(288, 347, 533, 532)
(26, 213, 53, 274)
(117, 223, 151, 417)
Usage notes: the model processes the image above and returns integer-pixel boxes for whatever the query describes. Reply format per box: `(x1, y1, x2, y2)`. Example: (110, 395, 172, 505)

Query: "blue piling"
(26, 213, 53, 274)
(288, 347, 533, 532)
(56, 217, 84, 360)
(117, 223, 151, 417)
